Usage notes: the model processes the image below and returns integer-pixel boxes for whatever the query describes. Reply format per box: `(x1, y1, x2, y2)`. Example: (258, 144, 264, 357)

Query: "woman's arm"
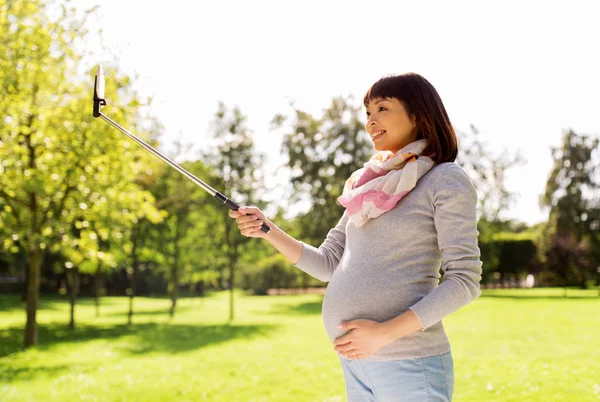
(407, 164, 483, 330)
(229, 207, 348, 282)
(292, 212, 348, 282)
(228, 206, 303, 263)
(265, 225, 304, 264)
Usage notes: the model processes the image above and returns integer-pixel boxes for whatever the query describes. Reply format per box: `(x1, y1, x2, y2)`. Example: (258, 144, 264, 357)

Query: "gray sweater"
(294, 162, 483, 361)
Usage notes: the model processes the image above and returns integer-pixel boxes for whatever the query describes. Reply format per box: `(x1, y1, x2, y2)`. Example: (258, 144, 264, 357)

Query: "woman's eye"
(378, 106, 387, 112)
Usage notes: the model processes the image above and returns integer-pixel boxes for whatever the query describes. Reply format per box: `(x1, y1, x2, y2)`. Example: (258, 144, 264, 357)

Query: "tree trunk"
(24, 248, 42, 347)
(229, 256, 235, 321)
(219, 267, 226, 290)
(67, 268, 79, 329)
(224, 215, 237, 322)
(169, 265, 178, 319)
(127, 265, 136, 326)
(22, 254, 29, 302)
(169, 215, 181, 319)
(94, 271, 102, 318)
(169, 257, 178, 319)
(169, 283, 178, 319)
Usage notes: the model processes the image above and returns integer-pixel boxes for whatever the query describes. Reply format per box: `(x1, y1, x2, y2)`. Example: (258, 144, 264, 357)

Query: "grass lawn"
(0, 288, 599, 401)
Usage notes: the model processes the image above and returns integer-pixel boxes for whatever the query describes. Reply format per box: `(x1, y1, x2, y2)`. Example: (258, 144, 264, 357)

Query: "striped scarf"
(337, 139, 435, 227)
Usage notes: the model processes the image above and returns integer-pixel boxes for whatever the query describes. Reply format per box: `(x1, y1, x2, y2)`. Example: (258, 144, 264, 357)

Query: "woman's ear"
(411, 114, 417, 128)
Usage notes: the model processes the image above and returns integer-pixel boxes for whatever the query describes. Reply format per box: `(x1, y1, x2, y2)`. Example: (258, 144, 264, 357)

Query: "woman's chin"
(373, 143, 391, 152)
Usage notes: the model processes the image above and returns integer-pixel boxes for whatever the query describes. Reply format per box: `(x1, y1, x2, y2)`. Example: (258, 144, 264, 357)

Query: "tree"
(272, 96, 372, 245)
(145, 144, 212, 317)
(455, 125, 525, 276)
(1, 0, 94, 345)
(0, 1, 160, 342)
(203, 102, 265, 321)
(456, 125, 525, 226)
(539, 129, 600, 289)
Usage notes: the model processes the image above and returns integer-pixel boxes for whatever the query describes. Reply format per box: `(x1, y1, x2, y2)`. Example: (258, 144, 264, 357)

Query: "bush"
(479, 235, 539, 285)
(240, 254, 322, 295)
(536, 271, 568, 287)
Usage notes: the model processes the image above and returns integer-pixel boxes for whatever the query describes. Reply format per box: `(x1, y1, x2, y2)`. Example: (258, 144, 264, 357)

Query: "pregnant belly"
(321, 270, 429, 343)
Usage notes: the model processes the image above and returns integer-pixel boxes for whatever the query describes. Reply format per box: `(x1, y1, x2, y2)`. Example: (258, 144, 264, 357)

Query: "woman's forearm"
(264, 223, 303, 265)
(381, 309, 424, 341)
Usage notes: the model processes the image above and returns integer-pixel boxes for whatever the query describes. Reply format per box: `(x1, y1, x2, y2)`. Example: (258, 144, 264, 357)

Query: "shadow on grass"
(480, 294, 599, 300)
(0, 295, 216, 314)
(0, 321, 278, 361)
(101, 305, 194, 317)
(0, 363, 96, 384)
(270, 299, 323, 316)
(0, 296, 66, 313)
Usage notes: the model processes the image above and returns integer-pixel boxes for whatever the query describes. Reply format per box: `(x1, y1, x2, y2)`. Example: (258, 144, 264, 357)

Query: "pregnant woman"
(229, 72, 483, 402)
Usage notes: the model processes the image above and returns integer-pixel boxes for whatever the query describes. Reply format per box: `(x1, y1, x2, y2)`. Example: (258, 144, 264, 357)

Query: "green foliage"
(139, 153, 215, 314)
(479, 237, 537, 282)
(495, 239, 538, 275)
(0, 0, 163, 342)
(273, 96, 372, 245)
(538, 130, 600, 287)
(541, 130, 599, 237)
(492, 231, 535, 242)
(202, 103, 267, 319)
(240, 253, 322, 295)
(0, 0, 161, 268)
(456, 125, 525, 232)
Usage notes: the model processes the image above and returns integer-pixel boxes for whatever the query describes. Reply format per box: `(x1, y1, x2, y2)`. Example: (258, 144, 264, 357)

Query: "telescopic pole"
(92, 64, 270, 233)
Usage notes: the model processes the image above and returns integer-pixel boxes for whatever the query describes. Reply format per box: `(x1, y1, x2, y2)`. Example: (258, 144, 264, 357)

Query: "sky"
(71, 0, 600, 226)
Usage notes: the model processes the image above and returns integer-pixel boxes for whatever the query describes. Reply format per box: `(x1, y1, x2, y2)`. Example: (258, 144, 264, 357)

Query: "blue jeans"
(339, 350, 454, 401)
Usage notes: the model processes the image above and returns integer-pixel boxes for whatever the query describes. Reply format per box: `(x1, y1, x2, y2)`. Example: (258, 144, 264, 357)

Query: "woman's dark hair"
(363, 73, 458, 164)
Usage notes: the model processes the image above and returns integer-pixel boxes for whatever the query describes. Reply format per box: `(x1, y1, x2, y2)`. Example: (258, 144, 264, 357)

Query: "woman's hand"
(333, 319, 395, 359)
(228, 206, 270, 239)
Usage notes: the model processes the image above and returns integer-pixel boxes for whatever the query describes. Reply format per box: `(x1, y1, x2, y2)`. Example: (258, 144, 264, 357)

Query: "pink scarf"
(337, 139, 435, 227)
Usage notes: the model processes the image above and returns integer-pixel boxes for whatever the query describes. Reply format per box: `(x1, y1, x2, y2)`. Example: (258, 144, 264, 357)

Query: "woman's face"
(365, 97, 417, 154)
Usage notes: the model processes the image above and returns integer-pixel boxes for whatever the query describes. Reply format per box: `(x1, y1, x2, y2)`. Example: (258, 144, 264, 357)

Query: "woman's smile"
(371, 130, 386, 141)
